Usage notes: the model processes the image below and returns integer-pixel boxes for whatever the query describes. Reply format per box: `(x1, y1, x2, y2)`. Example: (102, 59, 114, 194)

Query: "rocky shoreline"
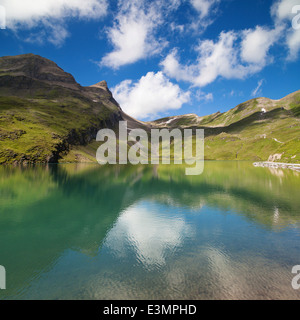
(253, 161, 300, 172)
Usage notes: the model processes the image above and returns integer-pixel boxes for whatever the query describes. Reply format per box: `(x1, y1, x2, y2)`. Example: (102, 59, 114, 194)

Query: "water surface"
(0, 162, 300, 299)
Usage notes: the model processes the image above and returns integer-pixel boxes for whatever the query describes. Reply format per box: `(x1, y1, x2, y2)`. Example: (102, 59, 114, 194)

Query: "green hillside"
(0, 54, 124, 164)
(150, 91, 300, 163)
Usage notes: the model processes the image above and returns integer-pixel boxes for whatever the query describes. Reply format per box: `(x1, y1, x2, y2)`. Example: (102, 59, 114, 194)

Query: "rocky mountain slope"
(0, 54, 145, 164)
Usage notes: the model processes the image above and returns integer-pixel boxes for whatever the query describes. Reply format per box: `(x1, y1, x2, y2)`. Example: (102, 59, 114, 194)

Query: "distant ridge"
(148, 90, 300, 163)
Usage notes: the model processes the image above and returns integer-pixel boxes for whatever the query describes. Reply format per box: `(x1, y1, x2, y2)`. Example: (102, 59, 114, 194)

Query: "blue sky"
(0, 0, 300, 120)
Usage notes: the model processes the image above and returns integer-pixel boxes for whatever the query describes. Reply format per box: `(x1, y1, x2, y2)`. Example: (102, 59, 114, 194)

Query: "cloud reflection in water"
(104, 201, 195, 269)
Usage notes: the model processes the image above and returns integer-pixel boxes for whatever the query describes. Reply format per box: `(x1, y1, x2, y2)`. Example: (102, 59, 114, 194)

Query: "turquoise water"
(0, 162, 300, 299)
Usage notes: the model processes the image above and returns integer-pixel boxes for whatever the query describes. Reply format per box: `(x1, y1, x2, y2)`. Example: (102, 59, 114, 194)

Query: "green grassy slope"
(0, 54, 123, 164)
(150, 91, 300, 163)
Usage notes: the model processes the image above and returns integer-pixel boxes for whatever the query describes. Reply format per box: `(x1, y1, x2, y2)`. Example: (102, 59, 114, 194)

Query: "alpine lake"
(0, 161, 300, 300)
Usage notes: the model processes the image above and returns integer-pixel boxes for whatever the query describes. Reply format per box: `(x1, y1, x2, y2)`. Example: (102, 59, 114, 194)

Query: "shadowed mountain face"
(0, 53, 299, 164)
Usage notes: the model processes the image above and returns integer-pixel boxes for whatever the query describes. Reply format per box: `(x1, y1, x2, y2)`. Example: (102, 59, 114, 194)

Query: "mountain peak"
(89, 80, 109, 91)
(0, 53, 79, 90)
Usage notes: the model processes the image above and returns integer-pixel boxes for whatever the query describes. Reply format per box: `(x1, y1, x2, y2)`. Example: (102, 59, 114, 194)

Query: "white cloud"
(101, 1, 165, 69)
(286, 29, 300, 60)
(3, 0, 107, 25)
(190, 0, 219, 18)
(46, 23, 70, 46)
(188, 0, 220, 32)
(23, 23, 69, 46)
(170, 22, 185, 33)
(271, 0, 299, 21)
(112, 71, 190, 119)
(272, 0, 300, 60)
(193, 31, 248, 86)
(196, 90, 213, 102)
(163, 0, 182, 11)
(162, 31, 264, 87)
(161, 24, 284, 88)
(241, 26, 282, 65)
(251, 79, 264, 97)
(160, 48, 195, 83)
(160, 1, 300, 88)
(2, 0, 108, 45)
